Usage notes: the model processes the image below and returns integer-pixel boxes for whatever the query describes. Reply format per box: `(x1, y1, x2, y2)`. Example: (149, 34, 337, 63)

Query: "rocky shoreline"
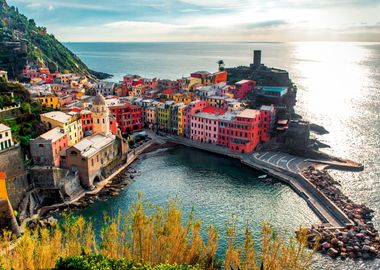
(29, 142, 173, 228)
(302, 167, 380, 260)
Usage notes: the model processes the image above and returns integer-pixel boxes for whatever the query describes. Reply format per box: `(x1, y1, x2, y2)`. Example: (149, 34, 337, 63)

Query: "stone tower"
(91, 93, 110, 136)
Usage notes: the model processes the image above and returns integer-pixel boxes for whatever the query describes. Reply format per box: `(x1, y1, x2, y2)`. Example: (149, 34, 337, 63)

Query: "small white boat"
(258, 174, 268, 179)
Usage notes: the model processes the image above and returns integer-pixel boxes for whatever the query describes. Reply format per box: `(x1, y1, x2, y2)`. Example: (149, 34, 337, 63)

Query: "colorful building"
(36, 95, 61, 109)
(218, 109, 262, 153)
(157, 101, 175, 131)
(0, 124, 13, 151)
(30, 127, 68, 167)
(234, 80, 256, 100)
(260, 105, 276, 142)
(145, 106, 157, 129)
(109, 102, 143, 134)
(191, 107, 226, 144)
(212, 71, 227, 84)
(41, 111, 83, 146)
(182, 100, 208, 138)
(177, 104, 187, 136)
(91, 94, 111, 136)
(80, 110, 93, 136)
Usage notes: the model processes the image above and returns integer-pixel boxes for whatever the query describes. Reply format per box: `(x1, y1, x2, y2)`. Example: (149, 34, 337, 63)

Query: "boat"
(258, 174, 268, 179)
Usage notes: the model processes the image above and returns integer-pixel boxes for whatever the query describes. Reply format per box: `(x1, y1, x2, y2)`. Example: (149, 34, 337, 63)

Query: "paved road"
(253, 151, 311, 174)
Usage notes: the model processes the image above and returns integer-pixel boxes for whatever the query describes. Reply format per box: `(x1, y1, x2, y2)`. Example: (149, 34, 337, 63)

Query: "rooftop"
(41, 111, 72, 123)
(39, 127, 65, 142)
(235, 80, 252, 85)
(73, 134, 115, 158)
(0, 124, 10, 133)
(238, 109, 260, 119)
(201, 106, 226, 115)
(256, 86, 288, 93)
(260, 105, 275, 111)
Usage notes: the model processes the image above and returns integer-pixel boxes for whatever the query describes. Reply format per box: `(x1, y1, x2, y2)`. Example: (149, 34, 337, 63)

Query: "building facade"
(30, 127, 68, 167)
(0, 124, 13, 151)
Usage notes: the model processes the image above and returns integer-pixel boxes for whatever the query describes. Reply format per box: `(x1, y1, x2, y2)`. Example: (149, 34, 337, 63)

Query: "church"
(62, 94, 129, 189)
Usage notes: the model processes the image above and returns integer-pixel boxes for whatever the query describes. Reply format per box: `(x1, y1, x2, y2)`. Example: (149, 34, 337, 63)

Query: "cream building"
(41, 111, 83, 146)
(0, 124, 13, 151)
(91, 94, 110, 136)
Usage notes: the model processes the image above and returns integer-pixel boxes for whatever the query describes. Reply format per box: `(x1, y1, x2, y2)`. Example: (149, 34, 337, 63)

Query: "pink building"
(234, 80, 256, 100)
(59, 95, 74, 107)
(191, 107, 226, 143)
(30, 127, 68, 167)
(260, 105, 276, 142)
(217, 109, 262, 153)
(182, 100, 208, 138)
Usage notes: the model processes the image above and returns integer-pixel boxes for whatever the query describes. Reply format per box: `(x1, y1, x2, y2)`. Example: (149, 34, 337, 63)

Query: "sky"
(6, 0, 380, 42)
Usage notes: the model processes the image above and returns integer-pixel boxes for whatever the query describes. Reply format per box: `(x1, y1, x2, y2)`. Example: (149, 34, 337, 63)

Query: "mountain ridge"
(0, 0, 111, 80)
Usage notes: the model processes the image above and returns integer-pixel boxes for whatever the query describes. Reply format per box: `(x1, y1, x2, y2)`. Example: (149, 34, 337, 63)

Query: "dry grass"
(0, 196, 315, 270)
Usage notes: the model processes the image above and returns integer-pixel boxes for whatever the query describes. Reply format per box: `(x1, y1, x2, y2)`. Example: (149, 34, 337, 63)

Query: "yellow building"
(129, 84, 144, 97)
(0, 124, 13, 151)
(41, 111, 83, 146)
(172, 93, 193, 104)
(182, 77, 202, 91)
(0, 172, 7, 199)
(157, 101, 174, 131)
(177, 104, 187, 136)
(36, 95, 61, 109)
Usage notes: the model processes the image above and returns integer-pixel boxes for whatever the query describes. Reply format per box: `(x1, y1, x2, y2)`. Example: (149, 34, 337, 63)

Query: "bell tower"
(91, 93, 110, 136)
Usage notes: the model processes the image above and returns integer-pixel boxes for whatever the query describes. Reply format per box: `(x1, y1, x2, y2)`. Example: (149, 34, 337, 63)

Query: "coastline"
(151, 132, 379, 260)
(26, 131, 379, 261)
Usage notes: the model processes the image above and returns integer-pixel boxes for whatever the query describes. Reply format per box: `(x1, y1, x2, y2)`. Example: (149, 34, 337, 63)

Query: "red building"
(110, 116, 118, 135)
(234, 80, 256, 100)
(80, 110, 93, 136)
(217, 109, 261, 153)
(260, 105, 276, 142)
(109, 102, 143, 134)
(212, 71, 228, 84)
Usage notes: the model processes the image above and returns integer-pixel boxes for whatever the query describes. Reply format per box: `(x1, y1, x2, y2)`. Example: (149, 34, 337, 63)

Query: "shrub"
(53, 254, 199, 270)
(0, 197, 315, 270)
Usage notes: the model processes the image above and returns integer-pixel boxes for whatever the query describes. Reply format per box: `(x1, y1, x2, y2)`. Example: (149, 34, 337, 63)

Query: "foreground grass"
(0, 197, 316, 270)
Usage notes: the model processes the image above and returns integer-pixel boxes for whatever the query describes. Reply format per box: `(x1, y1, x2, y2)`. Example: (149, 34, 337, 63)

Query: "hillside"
(0, 0, 110, 80)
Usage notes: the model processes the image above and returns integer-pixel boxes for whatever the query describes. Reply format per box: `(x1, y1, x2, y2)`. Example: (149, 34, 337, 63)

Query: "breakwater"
(158, 133, 379, 260)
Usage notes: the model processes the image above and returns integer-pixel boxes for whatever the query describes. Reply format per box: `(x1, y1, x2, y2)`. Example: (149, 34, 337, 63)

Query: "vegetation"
(0, 81, 48, 158)
(0, 197, 316, 270)
(0, 0, 110, 80)
(53, 255, 199, 270)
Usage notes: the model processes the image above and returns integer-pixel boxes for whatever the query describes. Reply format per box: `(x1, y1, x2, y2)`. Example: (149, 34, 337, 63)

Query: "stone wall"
(30, 166, 82, 199)
(0, 146, 30, 209)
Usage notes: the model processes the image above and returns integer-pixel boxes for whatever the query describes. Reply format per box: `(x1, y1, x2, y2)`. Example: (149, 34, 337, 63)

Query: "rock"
(340, 252, 347, 260)
(362, 252, 370, 260)
(327, 248, 339, 257)
(362, 245, 371, 252)
(322, 242, 331, 250)
(370, 246, 377, 253)
(347, 230, 355, 238)
(356, 233, 365, 239)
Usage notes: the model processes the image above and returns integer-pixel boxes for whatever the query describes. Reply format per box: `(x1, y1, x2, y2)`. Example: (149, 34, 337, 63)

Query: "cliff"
(0, 0, 111, 80)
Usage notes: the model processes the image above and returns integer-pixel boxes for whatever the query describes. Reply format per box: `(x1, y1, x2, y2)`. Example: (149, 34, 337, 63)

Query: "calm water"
(65, 42, 380, 269)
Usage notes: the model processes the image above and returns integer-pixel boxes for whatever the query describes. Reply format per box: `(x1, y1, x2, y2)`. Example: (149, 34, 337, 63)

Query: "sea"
(65, 42, 380, 269)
